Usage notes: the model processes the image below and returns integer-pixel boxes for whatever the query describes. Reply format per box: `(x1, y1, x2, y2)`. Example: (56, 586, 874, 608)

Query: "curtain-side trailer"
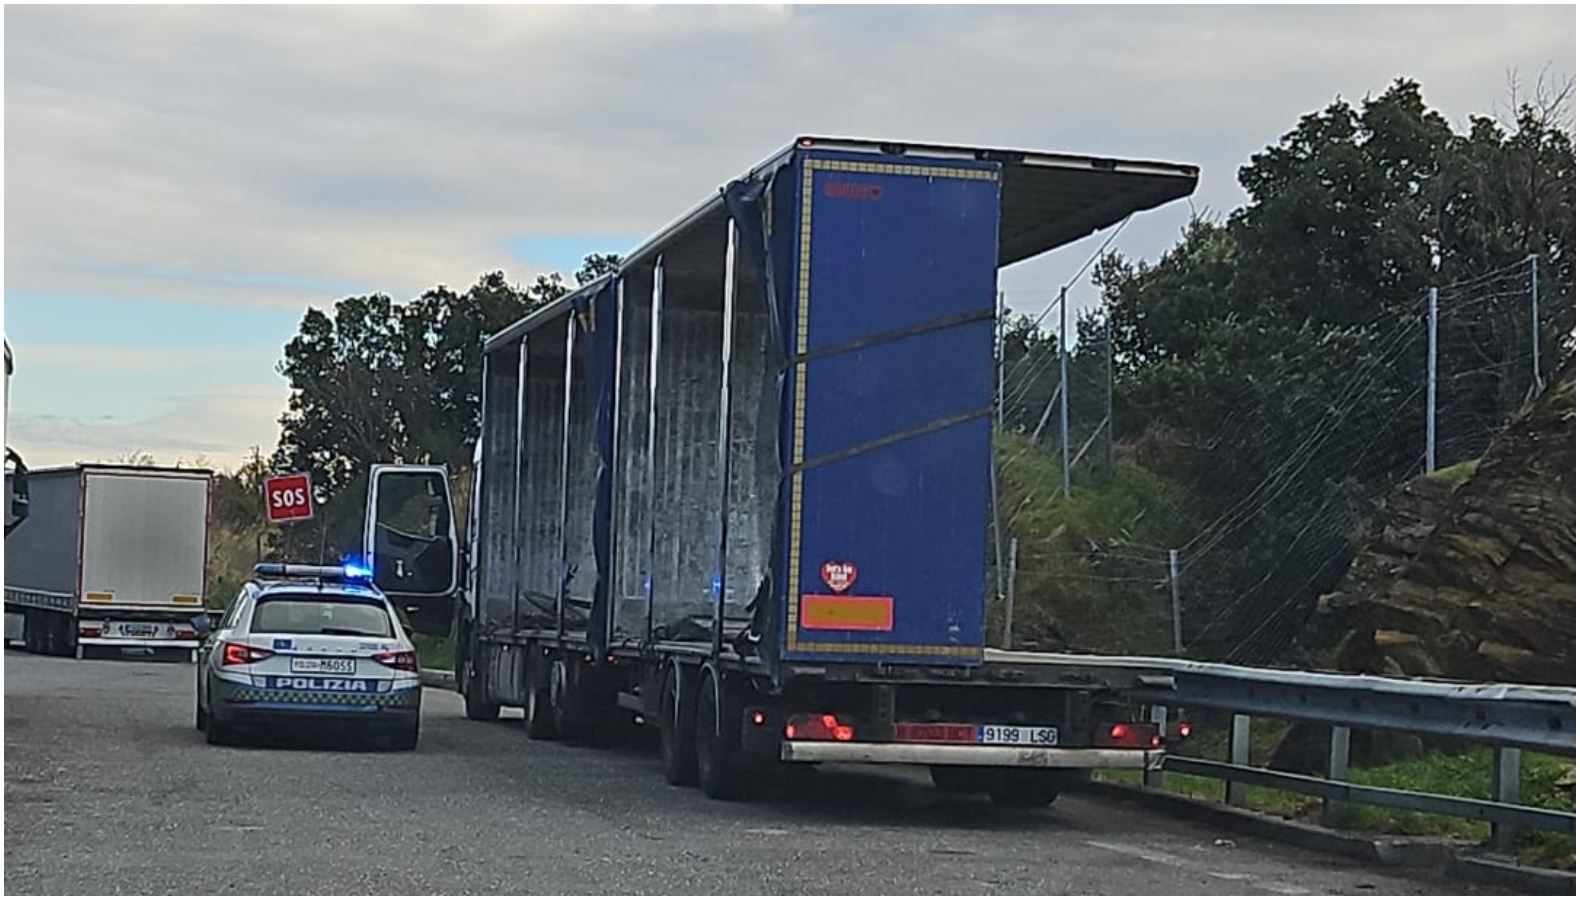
(5, 464, 213, 659)
(363, 137, 1200, 802)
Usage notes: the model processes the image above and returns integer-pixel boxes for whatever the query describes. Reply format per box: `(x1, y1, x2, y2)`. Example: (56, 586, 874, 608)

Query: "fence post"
(1059, 286, 1070, 499)
(1425, 282, 1439, 473)
(1001, 537, 1018, 650)
(1145, 705, 1167, 788)
(1491, 746, 1522, 854)
(1322, 725, 1352, 826)
(1528, 254, 1542, 399)
(1103, 310, 1114, 483)
(1226, 713, 1250, 807)
(1168, 549, 1183, 654)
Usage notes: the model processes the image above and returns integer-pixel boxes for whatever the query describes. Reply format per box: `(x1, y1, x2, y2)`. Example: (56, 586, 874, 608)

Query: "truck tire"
(695, 668, 746, 800)
(930, 765, 992, 794)
(462, 661, 501, 723)
(523, 649, 556, 740)
(985, 769, 1066, 808)
(549, 656, 593, 744)
(659, 663, 698, 786)
(459, 630, 500, 722)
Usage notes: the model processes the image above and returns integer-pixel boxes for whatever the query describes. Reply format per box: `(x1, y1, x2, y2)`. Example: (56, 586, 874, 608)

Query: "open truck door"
(361, 464, 460, 636)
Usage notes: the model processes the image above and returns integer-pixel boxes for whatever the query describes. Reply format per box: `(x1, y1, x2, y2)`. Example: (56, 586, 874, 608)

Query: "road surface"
(5, 651, 1486, 895)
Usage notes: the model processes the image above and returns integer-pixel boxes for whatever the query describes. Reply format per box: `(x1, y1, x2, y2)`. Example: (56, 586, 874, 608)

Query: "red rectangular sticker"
(800, 594, 894, 631)
(895, 722, 977, 743)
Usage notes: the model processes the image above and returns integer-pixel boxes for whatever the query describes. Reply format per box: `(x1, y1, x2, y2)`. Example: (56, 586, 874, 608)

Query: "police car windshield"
(250, 596, 393, 638)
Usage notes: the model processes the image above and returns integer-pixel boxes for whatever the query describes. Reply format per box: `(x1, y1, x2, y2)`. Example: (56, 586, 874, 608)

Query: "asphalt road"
(5, 651, 1486, 895)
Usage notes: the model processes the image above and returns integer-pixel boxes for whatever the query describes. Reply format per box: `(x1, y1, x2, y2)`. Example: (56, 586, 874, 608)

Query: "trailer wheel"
(930, 765, 991, 794)
(459, 629, 501, 722)
(549, 656, 591, 744)
(462, 658, 501, 723)
(523, 648, 556, 740)
(695, 667, 746, 800)
(985, 769, 1065, 808)
(659, 663, 698, 786)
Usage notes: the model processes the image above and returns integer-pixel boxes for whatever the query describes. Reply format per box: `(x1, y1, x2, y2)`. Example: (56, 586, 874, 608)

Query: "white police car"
(194, 562, 423, 750)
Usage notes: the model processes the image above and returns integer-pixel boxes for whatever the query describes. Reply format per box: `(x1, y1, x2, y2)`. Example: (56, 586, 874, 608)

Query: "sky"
(3, 3, 1574, 473)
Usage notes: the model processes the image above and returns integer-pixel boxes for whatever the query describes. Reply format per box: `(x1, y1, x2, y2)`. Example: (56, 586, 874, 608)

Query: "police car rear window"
(250, 596, 393, 638)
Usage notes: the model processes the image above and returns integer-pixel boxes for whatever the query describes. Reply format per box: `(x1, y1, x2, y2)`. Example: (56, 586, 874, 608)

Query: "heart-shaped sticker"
(820, 561, 858, 594)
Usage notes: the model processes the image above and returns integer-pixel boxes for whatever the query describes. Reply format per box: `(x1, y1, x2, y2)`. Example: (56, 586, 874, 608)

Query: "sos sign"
(263, 472, 314, 523)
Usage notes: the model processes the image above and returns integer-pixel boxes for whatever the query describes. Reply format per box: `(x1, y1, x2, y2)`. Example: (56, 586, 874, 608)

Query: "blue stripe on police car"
(263, 676, 380, 692)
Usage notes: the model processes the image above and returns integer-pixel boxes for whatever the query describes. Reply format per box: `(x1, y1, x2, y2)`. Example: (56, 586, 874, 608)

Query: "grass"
(993, 432, 1202, 655)
(1425, 458, 1481, 486)
(1099, 725, 1576, 871)
(411, 633, 454, 672)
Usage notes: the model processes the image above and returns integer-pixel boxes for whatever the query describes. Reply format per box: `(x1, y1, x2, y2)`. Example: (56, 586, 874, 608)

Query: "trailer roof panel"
(482, 136, 1199, 350)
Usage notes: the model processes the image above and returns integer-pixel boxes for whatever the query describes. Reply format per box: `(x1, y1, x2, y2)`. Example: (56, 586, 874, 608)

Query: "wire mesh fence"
(990, 255, 1559, 664)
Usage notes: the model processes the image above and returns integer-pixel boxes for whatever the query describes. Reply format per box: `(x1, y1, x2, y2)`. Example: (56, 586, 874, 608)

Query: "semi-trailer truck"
(361, 136, 1201, 802)
(5, 464, 213, 659)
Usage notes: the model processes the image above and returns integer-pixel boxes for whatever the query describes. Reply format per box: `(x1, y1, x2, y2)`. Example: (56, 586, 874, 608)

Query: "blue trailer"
(363, 137, 1200, 801)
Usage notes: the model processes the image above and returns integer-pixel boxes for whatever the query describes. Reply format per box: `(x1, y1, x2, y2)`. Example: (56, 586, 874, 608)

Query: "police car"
(194, 562, 423, 750)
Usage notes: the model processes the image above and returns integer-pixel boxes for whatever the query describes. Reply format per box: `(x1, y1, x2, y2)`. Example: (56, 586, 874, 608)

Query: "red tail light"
(374, 650, 418, 672)
(783, 713, 855, 742)
(175, 627, 197, 640)
(751, 710, 766, 726)
(79, 625, 101, 638)
(1096, 721, 1160, 749)
(1178, 722, 1192, 739)
(221, 642, 274, 667)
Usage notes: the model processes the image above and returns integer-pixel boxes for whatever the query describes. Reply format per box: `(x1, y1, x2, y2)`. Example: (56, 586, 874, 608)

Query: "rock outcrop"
(1299, 356, 1575, 687)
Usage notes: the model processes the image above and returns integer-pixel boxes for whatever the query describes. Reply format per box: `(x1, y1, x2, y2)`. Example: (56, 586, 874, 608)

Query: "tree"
(575, 252, 623, 286)
(269, 254, 621, 564)
(1086, 77, 1575, 662)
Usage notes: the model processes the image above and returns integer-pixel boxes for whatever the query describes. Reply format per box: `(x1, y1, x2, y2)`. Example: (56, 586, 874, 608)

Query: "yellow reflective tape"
(171, 595, 200, 605)
(84, 592, 114, 602)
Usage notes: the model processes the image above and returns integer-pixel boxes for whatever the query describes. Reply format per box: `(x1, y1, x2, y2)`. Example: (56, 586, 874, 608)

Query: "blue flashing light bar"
(251, 562, 374, 584)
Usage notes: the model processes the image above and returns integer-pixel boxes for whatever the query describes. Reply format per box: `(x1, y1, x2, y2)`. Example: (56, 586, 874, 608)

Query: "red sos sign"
(263, 473, 314, 523)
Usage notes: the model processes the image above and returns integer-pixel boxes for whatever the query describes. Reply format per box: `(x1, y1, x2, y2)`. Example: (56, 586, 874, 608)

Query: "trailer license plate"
(291, 657, 356, 675)
(979, 724, 1059, 746)
(108, 622, 168, 639)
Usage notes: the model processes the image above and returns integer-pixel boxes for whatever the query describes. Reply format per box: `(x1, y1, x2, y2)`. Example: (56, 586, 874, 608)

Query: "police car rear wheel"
(391, 720, 419, 751)
(205, 717, 236, 746)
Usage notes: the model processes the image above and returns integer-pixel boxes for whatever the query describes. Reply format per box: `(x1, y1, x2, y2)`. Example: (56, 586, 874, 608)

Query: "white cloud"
(10, 383, 289, 473)
(2, 4, 1571, 459)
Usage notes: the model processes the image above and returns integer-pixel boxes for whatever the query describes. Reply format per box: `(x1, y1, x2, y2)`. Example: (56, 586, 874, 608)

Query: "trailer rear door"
(79, 470, 210, 611)
(781, 150, 1001, 665)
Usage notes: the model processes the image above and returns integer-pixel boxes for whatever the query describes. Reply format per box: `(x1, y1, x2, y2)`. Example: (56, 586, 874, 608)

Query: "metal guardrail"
(1123, 659, 1577, 853)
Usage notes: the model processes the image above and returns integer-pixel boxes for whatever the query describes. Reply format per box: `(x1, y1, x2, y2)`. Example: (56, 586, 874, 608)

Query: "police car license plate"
(979, 724, 1059, 746)
(290, 657, 356, 675)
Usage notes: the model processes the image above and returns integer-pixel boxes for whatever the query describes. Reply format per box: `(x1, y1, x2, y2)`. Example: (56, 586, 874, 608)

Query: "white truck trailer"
(5, 464, 213, 659)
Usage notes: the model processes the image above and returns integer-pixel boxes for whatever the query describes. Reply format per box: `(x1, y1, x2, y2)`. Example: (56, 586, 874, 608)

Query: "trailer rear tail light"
(221, 642, 274, 667)
(175, 626, 197, 640)
(751, 710, 766, 726)
(373, 650, 418, 672)
(1095, 721, 1160, 749)
(783, 713, 855, 742)
(79, 624, 101, 638)
(1177, 722, 1192, 739)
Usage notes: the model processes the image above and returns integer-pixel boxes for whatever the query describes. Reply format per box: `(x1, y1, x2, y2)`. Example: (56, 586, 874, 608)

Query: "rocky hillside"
(1298, 355, 1576, 686)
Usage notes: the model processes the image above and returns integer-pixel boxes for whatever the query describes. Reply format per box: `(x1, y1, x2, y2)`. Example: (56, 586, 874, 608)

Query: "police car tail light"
(373, 650, 417, 672)
(221, 642, 274, 667)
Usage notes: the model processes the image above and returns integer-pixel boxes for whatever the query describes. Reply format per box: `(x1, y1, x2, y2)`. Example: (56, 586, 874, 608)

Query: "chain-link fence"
(990, 256, 1560, 664)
